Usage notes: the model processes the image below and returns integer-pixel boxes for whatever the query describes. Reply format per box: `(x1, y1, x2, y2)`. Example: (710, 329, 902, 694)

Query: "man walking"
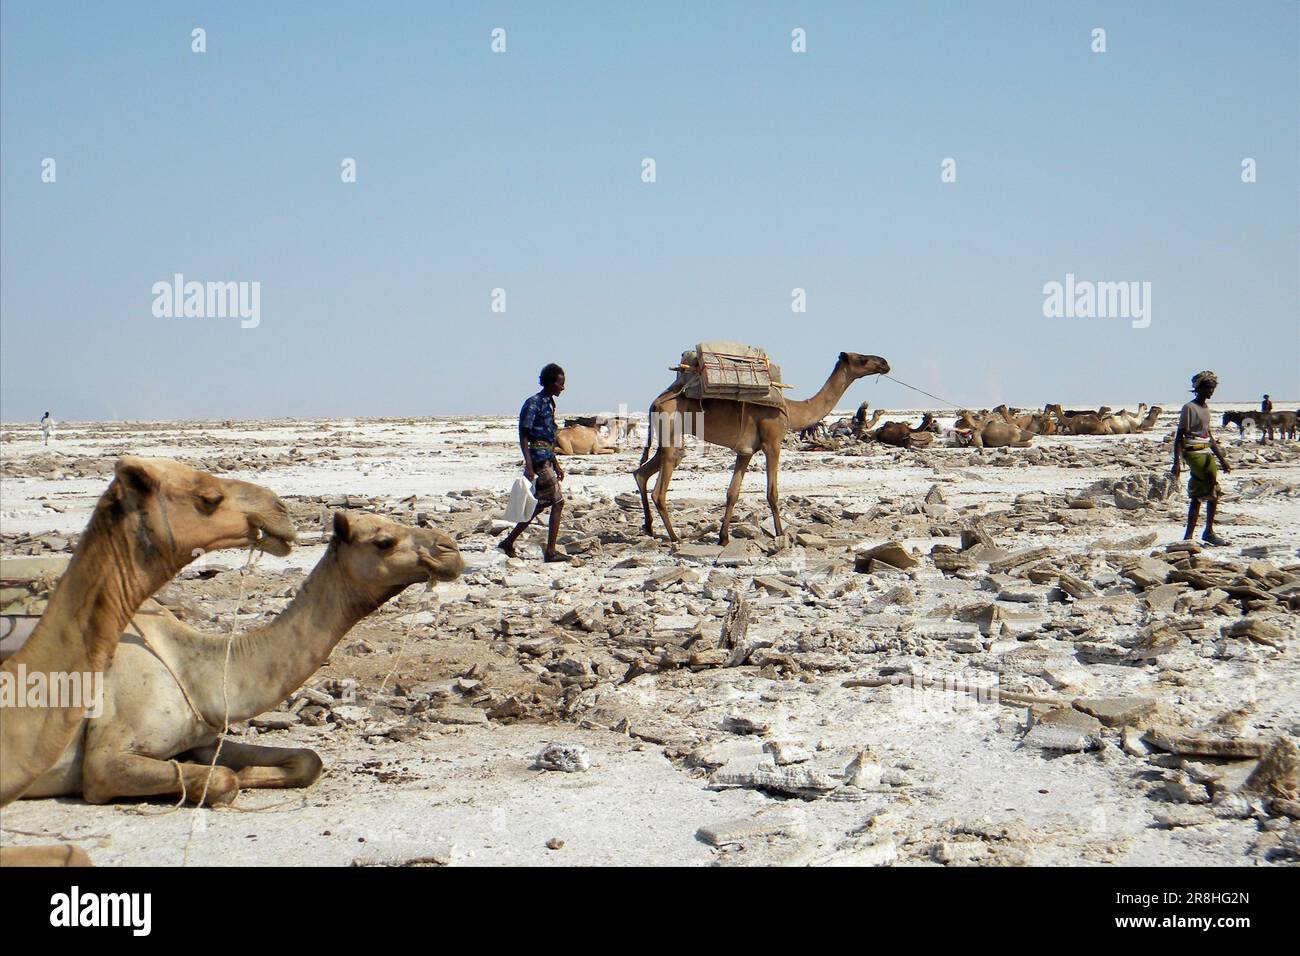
(1172, 370, 1231, 545)
(1260, 394, 1274, 444)
(499, 364, 568, 562)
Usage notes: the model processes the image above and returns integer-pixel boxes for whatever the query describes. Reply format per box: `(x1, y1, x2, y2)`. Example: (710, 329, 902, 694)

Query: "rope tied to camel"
(879, 372, 967, 411)
(178, 544, 256, 864)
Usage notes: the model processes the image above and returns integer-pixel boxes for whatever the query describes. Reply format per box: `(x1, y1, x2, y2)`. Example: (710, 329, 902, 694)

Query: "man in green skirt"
(1171, 370, 1232, 545)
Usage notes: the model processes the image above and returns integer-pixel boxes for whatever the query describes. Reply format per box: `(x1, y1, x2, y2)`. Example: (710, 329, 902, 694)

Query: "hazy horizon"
(2, 2, 1297, 422)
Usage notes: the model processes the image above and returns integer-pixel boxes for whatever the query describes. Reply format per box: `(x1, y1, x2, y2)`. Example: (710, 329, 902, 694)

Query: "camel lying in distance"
(0, 457, 294, 867)
(555, 424, 619, 455)
(872, 413, 939, 448)
(994, 404, 1057, 435)
(21, 513, 461, 808)
(957, 410, 1034, 448)
(1047, 404, 1109, 436)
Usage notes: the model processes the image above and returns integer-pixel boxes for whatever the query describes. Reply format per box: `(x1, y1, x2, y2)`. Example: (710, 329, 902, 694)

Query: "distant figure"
(1171, 371, 1231, 546)
(1261, 394, 1273, 415)
(498, 363, 568, 562)
(39, 411, 53, 446)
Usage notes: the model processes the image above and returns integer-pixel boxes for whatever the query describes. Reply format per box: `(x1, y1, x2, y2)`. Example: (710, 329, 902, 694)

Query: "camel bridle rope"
(878, 373, 966, 411)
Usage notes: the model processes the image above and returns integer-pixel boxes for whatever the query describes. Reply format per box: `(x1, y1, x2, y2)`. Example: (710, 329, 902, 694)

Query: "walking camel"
(0, 457, 294, 866)
(633, 351, 890, 544)
(21, 513, 461, 808)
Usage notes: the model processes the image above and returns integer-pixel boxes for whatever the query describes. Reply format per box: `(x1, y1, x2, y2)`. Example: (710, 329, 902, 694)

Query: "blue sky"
(2, 1, 1296, 421)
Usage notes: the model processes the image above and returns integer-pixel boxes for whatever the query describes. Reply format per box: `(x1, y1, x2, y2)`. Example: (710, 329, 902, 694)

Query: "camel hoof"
(196, 766, 240, 807)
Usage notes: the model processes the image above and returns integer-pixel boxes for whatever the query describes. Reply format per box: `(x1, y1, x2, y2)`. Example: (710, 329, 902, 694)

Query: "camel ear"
(115, 456, 161, 496)
(333, 511, 352, 543)
(839, 352, 849, 364)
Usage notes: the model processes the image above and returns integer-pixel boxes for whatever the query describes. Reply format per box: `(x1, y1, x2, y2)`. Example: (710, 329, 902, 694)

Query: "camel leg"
(0, 844, 93, 867)
(652, 446, 685, 543)
(720, 453, 753, 546)
(634, 450, 661, 536)
(186, 740, 323, 791)
(82, 752, 240, 807)
(764, 446, 783, 539)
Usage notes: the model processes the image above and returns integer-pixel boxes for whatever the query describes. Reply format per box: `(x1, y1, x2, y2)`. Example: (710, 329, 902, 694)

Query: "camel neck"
(10, 497, 160, 674)
(785, 361, 851, 432)
(189, 545, 385, 724)
(1, 490, 163, 805)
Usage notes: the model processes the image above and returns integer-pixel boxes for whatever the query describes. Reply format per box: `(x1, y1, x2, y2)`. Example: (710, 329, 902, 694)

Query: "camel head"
(107, 456, 295, 573)
(838, 352, 890, 381)
(331, 512, 464, 599)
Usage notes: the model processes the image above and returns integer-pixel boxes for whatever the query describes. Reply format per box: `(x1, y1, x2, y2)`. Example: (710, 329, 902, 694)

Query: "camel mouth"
(250, 516, 296, 557)
(417, 547, 464, 583)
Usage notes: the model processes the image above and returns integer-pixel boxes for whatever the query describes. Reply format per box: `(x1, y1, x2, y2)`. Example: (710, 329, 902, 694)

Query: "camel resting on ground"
(18, 513, 461, 808)
(555, 424, 619, 455)
(871, 413, 939, 448)
(1047, 404, 1108, 436)
(0, 457, 294, 866)
(957, 410, 1034, 448)
(992, 404, 1057, 436)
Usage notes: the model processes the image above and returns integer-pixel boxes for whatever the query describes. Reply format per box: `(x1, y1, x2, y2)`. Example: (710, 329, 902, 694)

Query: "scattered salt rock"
(1152, 805, 1213, 828)
(709, 765, 841, 797)
(1271, 797, 1300, 819)
(1022, 707, 1102, 752)
(1074, 697, 1157, 728)
(1121, 557, 1175, 589)
(329, 704, 373, 724)
(763, 740, 812, 765)
(534, 743, 591, 773)
(843, 751, 883, 788)
(1165, 774, 1211, 804)
(935, 840, 988, 864)
(823, 839, 898, 866)
(249, 711, 300, 730)
(696, 810, 805, 847)
(854, 541, 918, 572)
(1225, 618, 1289, 649)
(1244, 738, 1300, 800)
(722, 713, 772, 736)
(1146, 732, 1270, 758)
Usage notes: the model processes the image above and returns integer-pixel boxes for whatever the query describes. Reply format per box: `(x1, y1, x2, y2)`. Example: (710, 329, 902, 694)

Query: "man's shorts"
(532, 459, 564, 509)
(1183, 447, 1221, 502)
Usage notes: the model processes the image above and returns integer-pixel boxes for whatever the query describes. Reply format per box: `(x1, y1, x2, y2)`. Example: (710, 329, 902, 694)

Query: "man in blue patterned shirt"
(499, 363, 568, 561)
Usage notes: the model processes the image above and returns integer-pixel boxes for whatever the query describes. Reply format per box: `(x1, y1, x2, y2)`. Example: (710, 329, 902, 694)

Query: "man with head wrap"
(1172, 370, 1231, 545)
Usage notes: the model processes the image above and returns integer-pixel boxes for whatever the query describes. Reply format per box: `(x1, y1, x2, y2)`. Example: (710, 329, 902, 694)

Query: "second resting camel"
(21, 513, 463, 807)
(554, 424, 619, 455)
(0, 457, 294, 867)
(634, 351, 890, 544)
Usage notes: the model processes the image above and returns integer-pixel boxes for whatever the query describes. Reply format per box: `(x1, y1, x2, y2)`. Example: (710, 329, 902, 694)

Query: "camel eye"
(373, 536, 396, 551)
(197, 491, 224, 514)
